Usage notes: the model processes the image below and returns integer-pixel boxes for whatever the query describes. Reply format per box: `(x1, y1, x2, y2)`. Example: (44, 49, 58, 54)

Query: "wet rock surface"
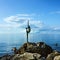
(0, 42, 60, 60)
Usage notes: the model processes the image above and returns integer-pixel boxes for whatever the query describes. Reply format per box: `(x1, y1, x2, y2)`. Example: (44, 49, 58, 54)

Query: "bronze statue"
(26, 20, 31, 43)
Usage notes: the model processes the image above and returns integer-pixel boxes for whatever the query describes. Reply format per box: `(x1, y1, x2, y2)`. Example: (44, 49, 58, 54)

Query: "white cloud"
(4, 14, 43, 27)
(4, 14, 35, 23)
(53, 27, 60, 31)
(2, 13, 60, 33)
(50, 11, 60, 14)
(3, 14, 44, 33)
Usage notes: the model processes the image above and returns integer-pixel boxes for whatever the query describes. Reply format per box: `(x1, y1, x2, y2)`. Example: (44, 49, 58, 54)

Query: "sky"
(0, 0, 60, 34)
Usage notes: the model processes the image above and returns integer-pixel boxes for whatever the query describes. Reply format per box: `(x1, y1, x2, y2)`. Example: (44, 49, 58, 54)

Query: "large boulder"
(54, 55, 60, 60)
(46, 50, 60, 60)
(11, 52, 41, 60)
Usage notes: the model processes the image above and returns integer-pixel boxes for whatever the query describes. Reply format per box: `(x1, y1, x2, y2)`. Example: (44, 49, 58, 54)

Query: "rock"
(27, 42, 53, 58)
(54, 55, 60, 60)
(11, 52, 41, 60)
(11, 54, 21, 60)
(23, 52, 35, 59)
(39, 57, 46, 60)
(37, 42, 53, 55)
(16, 42, 37, 54)
(33, 53, 41, 59)
(12, 47, 17, 54)
(0, 54, 12, 60)
(46, 50, 60, 60)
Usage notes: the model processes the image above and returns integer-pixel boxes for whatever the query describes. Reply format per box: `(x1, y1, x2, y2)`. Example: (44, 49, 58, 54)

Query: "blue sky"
(0, 0, 60, 33)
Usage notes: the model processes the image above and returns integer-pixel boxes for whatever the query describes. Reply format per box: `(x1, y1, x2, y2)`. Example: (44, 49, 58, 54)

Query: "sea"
(0, 32, 60, 57)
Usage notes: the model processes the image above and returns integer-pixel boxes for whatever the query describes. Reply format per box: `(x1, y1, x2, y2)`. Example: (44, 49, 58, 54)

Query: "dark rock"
(0, 54, 11, 60)
(12, 47, 17, 54)
(15, 42, 53, 58)
(16, 42, 37, 54)
(27, 42, 53, 58)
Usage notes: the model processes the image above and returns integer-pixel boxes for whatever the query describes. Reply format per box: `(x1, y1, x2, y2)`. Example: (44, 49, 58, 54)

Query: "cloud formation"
(50, 11, 60, 14)
(0, 13, 60, 33)
(3, 14, 44, 33)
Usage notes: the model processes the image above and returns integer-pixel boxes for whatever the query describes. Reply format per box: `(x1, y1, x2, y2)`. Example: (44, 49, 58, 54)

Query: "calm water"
(0, 33, 60, 56)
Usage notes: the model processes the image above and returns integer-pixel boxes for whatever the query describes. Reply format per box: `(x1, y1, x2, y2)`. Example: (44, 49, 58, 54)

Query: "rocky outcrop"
(16, 42, 53, 58)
